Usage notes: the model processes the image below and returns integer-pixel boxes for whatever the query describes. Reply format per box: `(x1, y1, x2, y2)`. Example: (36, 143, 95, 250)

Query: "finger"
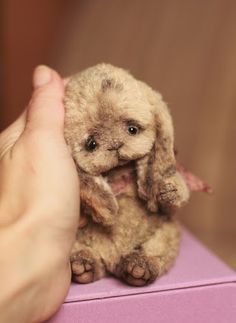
(0, 110, 27, 138)
(25, 65, 65, 135)
(0, 111, 27, 158)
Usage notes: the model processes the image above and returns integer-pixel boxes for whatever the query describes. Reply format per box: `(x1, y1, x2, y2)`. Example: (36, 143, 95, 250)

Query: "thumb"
(26, 65, 65, 134)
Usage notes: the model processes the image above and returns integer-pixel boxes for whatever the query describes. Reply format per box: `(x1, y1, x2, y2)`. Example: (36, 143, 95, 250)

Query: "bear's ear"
(79, 169, 118, 227)
(135, 82, 177, 212)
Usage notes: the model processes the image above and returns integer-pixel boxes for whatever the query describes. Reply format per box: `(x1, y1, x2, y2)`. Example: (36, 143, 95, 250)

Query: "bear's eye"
(127, 125, 139, 135)
(85, 136, 98, 151)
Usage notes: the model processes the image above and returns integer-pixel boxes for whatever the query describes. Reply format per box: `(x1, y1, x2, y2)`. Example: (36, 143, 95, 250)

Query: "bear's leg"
(70, 244, 106, 284)
(115, 221, 180, 286)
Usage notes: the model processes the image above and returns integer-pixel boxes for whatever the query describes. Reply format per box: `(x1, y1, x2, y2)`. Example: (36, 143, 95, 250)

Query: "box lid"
(65, 229, 236, 303)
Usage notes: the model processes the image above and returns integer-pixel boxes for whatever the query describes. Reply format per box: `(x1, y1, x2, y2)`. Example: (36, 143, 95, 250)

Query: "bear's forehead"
(66, 71, 155, 136)
(80, 96, 153, 132)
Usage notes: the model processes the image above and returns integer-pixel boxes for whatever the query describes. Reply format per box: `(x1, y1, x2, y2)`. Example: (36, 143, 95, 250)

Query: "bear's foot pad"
(116, 253, 158, 286)
(71, 250, 96, 284)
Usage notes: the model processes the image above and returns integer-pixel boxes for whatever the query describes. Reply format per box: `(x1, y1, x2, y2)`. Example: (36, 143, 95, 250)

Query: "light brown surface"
(1, 0, 236, 269)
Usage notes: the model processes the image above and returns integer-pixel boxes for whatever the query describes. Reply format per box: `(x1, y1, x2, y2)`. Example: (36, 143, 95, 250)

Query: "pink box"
(49, 229, 236, 323)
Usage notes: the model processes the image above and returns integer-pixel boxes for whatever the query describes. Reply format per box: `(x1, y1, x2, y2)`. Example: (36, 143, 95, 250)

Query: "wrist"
(0, 213, 71, 322)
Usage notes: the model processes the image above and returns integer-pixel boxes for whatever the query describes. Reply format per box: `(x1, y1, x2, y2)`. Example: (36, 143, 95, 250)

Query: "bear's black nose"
(107, 142, 124, 151)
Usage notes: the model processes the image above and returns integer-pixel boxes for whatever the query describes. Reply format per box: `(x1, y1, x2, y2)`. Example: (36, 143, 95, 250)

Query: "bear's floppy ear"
(136, 83, 180, 213)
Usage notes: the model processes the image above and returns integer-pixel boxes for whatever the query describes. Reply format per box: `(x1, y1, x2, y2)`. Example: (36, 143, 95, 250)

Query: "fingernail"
(33, 65, 52, 88)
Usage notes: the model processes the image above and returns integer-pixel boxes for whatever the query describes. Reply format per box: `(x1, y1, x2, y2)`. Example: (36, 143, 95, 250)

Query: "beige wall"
(2, 0, 236, 268)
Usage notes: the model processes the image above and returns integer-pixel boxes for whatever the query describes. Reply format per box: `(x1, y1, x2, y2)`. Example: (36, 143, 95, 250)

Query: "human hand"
(0, 66, 80, 322)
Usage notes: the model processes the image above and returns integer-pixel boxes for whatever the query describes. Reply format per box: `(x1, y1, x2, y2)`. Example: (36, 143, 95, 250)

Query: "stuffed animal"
(64, 64, 190, 286)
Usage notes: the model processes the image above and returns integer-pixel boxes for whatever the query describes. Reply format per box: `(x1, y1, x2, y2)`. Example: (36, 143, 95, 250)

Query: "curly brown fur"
(65, 64, 189, 286)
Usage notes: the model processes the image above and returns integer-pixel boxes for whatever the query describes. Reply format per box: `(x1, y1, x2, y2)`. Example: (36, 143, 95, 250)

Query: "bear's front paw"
(158, 181, 179, 214)
(82, 193, 118, 227)
(158, 173, 189, 214)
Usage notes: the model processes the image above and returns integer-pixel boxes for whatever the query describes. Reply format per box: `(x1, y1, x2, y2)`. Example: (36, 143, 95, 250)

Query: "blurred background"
(1, 0, 235, 269)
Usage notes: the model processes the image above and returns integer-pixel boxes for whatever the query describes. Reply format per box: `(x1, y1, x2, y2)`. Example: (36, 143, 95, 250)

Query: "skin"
(0, 66, 80, 323)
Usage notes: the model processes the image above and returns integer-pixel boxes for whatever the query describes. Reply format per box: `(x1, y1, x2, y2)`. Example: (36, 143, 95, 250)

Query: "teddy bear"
(64, 63, 190, 286)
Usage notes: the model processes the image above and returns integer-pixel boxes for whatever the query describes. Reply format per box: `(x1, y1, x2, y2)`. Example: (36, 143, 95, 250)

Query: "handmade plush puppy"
(64, 64, 189, 286)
